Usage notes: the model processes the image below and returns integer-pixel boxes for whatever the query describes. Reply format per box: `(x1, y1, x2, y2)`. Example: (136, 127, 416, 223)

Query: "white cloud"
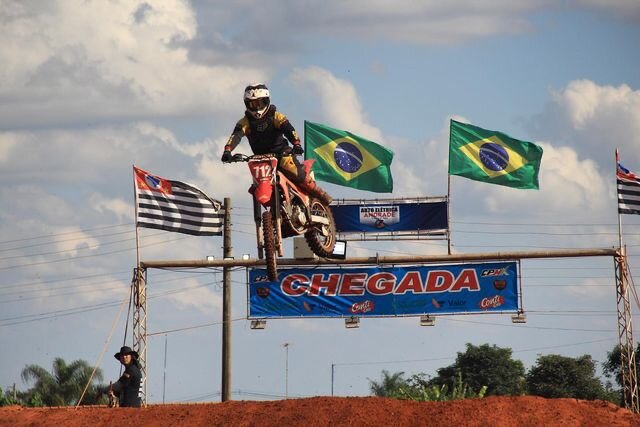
(533, 80, 640, 168)
(484, 142, 611, 218)
(562, 277, 611, 298)
(0, 123, 206, 188)
(0, 0, 263, 128)
(289, 66, 383, 142)
(288, 66, 437, 197)
(90, 194, 134, 222)
(50, 227, 101, 256)
(0, 185, 76, 226)
(191, 1, 544, 49)
(195, 137, 252, 204)
(574, 0, 640, 22)
(0, 132, 20, 163)
(164, 278, 223, 312)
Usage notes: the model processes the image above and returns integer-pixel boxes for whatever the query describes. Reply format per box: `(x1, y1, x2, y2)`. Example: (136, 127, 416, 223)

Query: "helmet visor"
(247, 98, 268, 112)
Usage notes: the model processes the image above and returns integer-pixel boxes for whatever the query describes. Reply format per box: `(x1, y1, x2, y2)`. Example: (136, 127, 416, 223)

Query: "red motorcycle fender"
(303, 159, 315, 177)
(254, 181, 273, 205)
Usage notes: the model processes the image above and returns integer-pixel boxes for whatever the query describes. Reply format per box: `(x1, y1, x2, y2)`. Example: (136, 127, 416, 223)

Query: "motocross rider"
(221, 83, 332, 205)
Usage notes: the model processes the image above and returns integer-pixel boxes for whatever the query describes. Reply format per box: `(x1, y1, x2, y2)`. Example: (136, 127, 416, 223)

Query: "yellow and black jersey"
(224, 105, 300, 155)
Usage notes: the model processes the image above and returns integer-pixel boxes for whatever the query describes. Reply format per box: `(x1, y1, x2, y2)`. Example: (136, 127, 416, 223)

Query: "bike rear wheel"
(262, 210, 278, 281)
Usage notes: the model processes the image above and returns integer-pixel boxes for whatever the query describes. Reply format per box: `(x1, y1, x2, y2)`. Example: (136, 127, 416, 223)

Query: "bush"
(400, 371, 487, 402)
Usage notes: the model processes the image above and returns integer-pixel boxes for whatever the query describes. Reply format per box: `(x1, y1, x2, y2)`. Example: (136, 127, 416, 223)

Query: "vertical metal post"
(162, 334, 168, 404)
(615, 250, 639, 413)
(283, 343, 289, 399)
(331, 364, 335, 397)
(221, 197, 232, 402)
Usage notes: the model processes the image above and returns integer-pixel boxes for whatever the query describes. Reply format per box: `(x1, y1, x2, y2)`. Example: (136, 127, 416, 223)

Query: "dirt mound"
(1, 396, 639, 426)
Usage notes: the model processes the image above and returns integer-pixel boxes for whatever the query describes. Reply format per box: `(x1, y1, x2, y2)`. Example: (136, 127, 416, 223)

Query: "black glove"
(292, 143, 304, 155)
(221, 150, 232, 163)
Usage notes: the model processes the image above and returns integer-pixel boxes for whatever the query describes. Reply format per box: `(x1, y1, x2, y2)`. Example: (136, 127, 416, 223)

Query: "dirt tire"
(262, 210, 278, 281)
(305, 199, 336, 258)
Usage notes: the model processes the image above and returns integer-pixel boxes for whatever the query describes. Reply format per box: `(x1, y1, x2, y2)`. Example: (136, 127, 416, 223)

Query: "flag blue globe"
(334, 142, 363, 173)
(479, 143, 509, 171)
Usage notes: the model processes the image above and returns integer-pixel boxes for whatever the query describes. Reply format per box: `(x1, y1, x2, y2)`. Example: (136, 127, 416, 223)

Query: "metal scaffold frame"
(129, 246, 639, 413)
(132, 267, 148, 405)
(615, 249, 639, 412)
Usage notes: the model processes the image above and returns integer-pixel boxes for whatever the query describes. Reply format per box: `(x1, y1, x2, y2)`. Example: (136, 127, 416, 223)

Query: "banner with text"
(330, 199, 448, 237)
(248, 261, 519, 318)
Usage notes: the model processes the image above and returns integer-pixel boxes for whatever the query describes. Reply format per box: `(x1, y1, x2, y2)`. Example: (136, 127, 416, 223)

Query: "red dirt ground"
(1, 396, 640, 426)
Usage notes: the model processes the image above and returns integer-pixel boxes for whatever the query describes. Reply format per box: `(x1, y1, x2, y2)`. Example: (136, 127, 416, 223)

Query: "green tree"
(603, 344, 640, 388)
(526, 354, 609, 400)
(368, 370, 409, 398)
(429, 343, 526, 396)
(602, 344, 640, 406)
(0, 386, 18, 406)
(20, 358, 104, 406)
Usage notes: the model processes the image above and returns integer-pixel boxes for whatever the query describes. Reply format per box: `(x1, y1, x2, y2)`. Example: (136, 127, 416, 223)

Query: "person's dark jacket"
(111, 361, 142, 407)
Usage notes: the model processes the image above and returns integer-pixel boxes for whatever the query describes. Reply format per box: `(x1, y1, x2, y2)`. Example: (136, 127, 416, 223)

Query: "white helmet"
(244, 83, 271, 119)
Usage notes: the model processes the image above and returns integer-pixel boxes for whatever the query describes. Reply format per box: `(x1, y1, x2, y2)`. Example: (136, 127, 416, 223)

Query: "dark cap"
(114, 346, 139, 360)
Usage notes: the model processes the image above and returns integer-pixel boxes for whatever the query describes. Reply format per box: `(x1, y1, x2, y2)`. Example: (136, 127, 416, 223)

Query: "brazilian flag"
(304, 121, 394, 193)
(449, 119, 543, 189)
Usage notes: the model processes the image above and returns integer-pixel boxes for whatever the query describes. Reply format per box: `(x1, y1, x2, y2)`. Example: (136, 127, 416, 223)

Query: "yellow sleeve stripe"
(238, 117, 250, 134)
(273, 111, 288, 128)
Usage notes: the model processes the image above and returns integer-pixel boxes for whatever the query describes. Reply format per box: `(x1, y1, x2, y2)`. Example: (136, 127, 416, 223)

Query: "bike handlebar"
(223, 152, 288, 163)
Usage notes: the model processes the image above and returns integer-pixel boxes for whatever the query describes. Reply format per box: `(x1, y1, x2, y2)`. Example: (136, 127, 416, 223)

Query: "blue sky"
(1, 0, 640, 402)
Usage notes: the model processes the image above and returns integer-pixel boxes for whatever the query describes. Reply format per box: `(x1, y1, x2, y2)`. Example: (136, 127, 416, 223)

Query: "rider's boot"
(302, 179, 333, 205)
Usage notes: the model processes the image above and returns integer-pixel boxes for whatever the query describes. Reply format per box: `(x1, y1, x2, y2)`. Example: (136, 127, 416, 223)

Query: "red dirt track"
(2, 396, 640, 426)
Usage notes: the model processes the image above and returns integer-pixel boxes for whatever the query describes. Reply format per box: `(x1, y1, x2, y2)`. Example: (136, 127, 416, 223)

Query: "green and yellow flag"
(304, 121, 394, 193)
(449, 119, 543, 189)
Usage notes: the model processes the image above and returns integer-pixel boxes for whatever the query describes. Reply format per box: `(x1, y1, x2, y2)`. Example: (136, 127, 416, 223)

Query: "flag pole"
(447, 120, 452, 255)
(133, 165, 141, 268)
(616, 149, 624, 250)
(447, 170, 452, 255)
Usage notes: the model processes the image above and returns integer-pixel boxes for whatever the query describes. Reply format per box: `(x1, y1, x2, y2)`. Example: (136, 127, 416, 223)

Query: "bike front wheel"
(262, 210, 278, 281)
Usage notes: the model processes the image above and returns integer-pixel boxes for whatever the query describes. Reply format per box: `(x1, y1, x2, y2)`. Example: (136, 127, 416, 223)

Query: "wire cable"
(0, 222, 134, 245)
(75, 293, 130, 408)
(0, 234, 191, 271)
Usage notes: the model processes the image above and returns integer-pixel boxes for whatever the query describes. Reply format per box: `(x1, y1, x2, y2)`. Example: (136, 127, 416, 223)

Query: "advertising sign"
(330, 199, 448, 238)
(248, 261, 519, 318)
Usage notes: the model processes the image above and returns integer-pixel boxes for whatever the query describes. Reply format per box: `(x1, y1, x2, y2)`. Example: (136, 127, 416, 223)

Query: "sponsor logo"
(256, 287, 270, 298)
(481, 267, 509, 277)
(446, 300, 466, 307)
(350, 300, 375, 314)
(359, 205, 400, 227)
(493, 280, 507, 290)
(432, 299, 466, 309)
(280, 269, 481, 297)
(479, 295, 505, 309)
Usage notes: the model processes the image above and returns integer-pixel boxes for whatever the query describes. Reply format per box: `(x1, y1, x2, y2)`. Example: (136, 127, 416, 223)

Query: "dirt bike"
(225, 152, 336, 281)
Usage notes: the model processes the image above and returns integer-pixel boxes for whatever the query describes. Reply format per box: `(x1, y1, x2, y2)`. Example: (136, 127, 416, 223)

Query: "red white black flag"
(616, 150, 640, 216)
(134, 166, 223, 236)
